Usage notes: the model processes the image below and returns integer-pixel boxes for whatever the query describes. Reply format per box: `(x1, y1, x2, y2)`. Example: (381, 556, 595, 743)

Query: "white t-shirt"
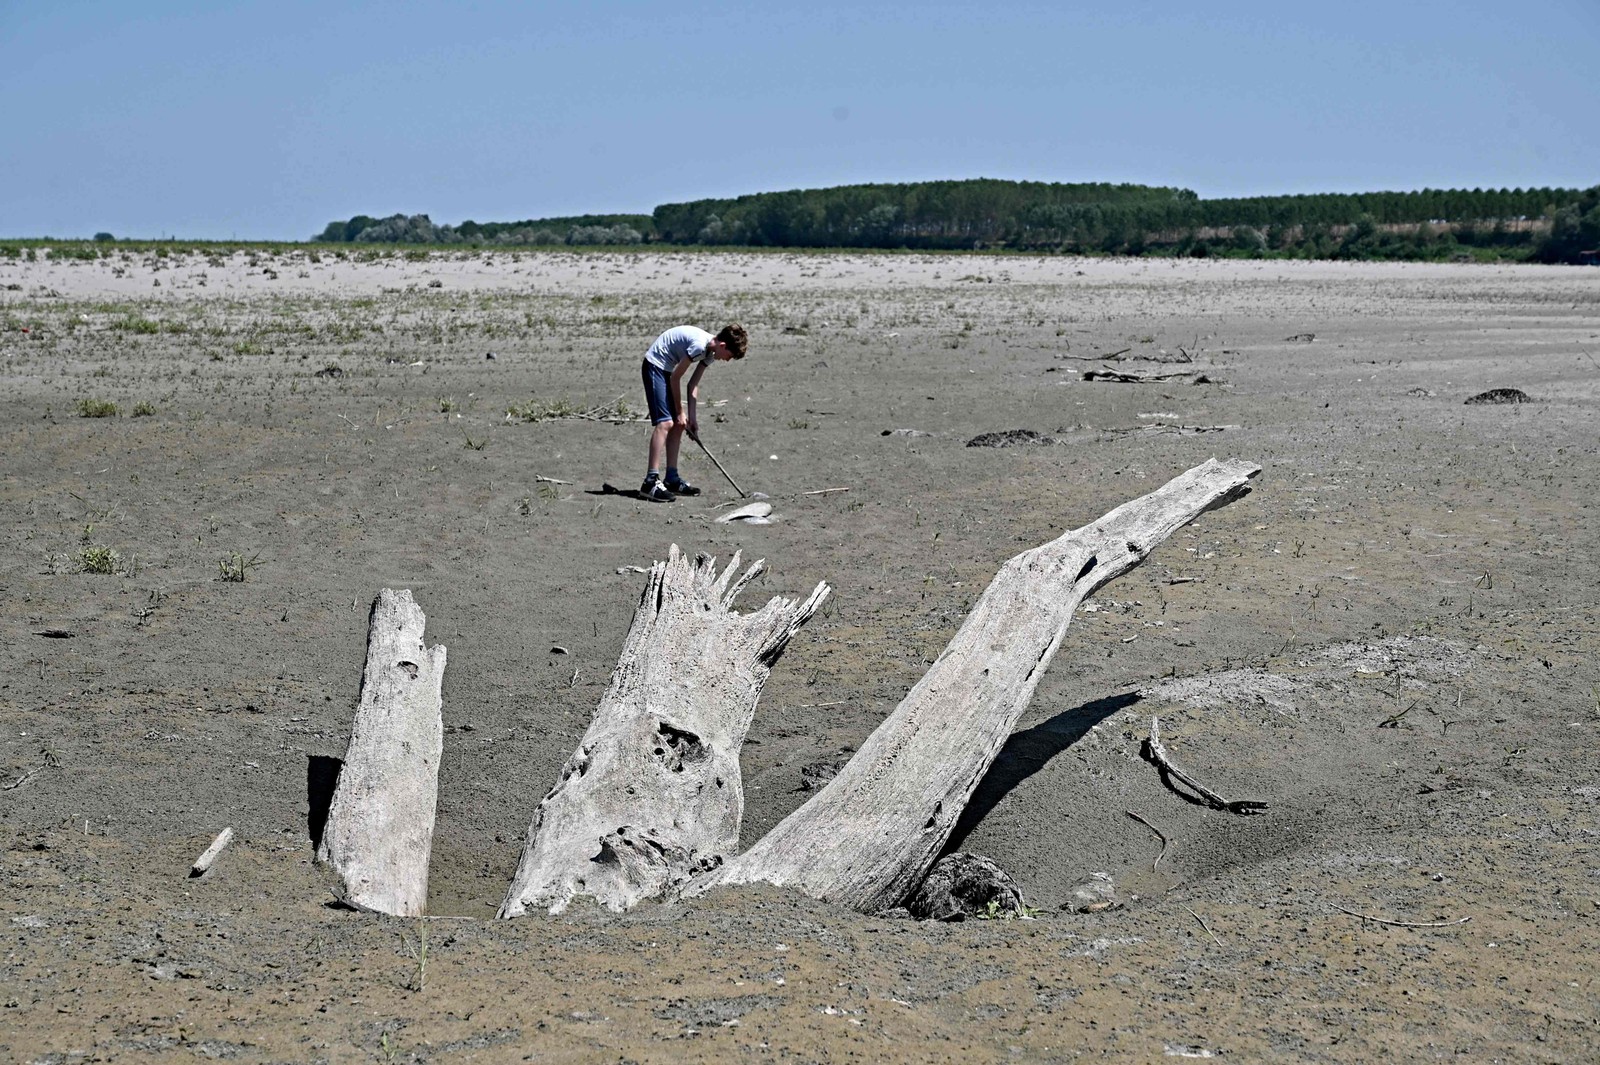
(643, 325, 715, 372)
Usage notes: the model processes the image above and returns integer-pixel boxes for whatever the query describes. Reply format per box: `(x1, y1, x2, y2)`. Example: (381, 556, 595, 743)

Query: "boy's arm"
(685, 361, 710, 435)
(669, 359, 693, 426)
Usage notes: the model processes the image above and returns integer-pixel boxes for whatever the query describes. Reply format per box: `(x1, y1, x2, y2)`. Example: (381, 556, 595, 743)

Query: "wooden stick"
(1124, 809, 1170, 870)
(689, 432, 747, 497)
(1333, 905, 1471, 928)
(1142, 716, 1268, 815)
(803, 487, 852, 496)
(189, 827, 234, 878)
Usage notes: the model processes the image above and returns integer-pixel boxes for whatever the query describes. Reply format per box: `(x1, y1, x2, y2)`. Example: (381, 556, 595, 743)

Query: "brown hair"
(716, 323, 748, 359)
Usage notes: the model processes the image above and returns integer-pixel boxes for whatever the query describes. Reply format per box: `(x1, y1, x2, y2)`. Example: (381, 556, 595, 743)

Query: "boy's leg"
(663, 427, 700, 495)
(664, 423, 683, 471)
(640, 361, 676, 500)
(649, 423, 670, 477)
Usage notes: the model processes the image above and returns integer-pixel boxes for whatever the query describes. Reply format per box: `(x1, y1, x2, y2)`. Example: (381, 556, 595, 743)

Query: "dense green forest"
(313, 179, 1600, 262)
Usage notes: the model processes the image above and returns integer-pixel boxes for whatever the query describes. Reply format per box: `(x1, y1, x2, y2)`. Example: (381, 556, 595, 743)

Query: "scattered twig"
(189, 827, 234, 878)
(1333, 904, 1470, 929)
(1083, 369, 1216, 385)
(1103, 423, 1236, 436)
(803, 487, 852, 496)
(534, 475, 573, 485)
(1378, 700, 1419, 729)
(1186, 906, 1223, 946)
(1141, 716, 1268, 815)
(2, 768, 41, 792)
(1124, 809, 1170, 870)
(1165, 576, 1200, 586)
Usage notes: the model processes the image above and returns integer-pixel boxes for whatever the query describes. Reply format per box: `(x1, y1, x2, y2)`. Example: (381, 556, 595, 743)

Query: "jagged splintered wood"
(317, 589, 446, 917)
(690, 457, 1261, 912)
(498, 548, 830, 917)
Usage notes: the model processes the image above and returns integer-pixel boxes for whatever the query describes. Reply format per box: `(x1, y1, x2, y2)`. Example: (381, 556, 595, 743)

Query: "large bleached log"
(691, 458, 1260, 912)
(317, 589, 446, 917)
(499, 547, 829, 917)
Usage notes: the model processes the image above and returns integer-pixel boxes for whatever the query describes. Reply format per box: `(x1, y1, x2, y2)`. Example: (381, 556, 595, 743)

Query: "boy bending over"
(639, 323, 747, 501)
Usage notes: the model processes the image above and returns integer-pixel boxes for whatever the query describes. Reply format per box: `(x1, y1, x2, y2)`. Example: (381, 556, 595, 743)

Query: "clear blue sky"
(3, 0, 1595, 240)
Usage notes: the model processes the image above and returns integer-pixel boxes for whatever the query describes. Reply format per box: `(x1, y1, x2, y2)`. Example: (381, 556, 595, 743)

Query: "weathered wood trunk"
(498, 547, 829, 917)
(316, 589, 446, 916)
(691, 458, 1260, 912)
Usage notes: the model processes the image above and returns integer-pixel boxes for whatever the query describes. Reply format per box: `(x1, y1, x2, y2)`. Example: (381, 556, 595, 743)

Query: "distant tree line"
(314, 179, 1600, 262)
(315, 213, 652, 246)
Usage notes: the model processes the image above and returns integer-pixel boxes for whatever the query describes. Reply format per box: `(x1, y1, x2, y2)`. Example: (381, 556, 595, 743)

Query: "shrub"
(76, 398, 119, 418)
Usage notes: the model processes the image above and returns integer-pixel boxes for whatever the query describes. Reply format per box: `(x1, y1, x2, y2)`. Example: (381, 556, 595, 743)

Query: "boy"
(639, 323, 747, 501)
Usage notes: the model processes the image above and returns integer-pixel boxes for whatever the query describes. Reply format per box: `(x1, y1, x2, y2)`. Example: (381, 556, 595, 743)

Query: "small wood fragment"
(1142, 716, 1267, 815)
(802, 487, 852, 496)
(716, 502, 773, 524)
(189, 827, 234, 878)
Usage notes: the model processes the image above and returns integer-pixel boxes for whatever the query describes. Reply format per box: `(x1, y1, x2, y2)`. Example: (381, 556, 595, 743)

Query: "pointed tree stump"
(690, 458, 1261, 912)
(316, 589, 446, 916)
(498, 547, 829, 917)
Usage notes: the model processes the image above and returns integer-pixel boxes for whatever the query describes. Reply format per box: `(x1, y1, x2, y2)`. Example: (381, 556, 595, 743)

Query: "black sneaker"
(665, 478, 701, 497)
(640, 479, 676, 502)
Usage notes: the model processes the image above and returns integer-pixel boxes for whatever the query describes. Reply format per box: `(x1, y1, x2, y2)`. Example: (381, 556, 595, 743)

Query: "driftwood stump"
(498, 547, 829, 917)
(691, 458, 1260, 912)
(316, 589, 446, 916)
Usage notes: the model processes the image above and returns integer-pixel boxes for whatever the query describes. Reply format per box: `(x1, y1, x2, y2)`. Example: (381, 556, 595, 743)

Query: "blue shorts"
(641, 360, 674, 425)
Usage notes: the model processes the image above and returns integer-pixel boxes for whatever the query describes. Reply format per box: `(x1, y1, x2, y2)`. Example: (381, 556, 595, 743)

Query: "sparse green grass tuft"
(131, 401, 156, 417)
(116, 314, 161, 334)
(76, 398, 119, 418)
(217, 551, 263, 582)
(77, 545, 121, 575)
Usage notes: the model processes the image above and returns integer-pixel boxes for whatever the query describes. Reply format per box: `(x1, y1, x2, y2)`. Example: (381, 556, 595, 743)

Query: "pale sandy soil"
(2, 249, 1598, 1062)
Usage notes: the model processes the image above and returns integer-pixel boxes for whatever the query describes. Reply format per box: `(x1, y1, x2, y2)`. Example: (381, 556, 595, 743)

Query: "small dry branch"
(1186, 906, 1223, 946)
(1142, 716, 1267, 815)
(1333, 904, 1470, 929)
(1124, 809, 1170, 870)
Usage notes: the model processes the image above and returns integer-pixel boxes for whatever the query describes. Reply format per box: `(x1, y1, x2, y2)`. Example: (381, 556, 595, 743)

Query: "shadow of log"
(943, 691, 1141, 854)
(306, 755, 343, 853)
